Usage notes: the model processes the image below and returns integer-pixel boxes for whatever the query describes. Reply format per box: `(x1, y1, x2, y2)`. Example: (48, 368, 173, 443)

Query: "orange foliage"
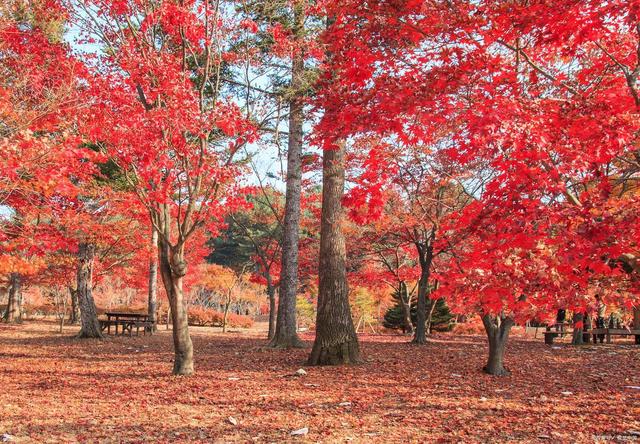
(156, 305, 253, 328)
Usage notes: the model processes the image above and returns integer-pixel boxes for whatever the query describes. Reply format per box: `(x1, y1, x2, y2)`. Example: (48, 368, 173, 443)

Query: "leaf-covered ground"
(0, 322, 638, 443)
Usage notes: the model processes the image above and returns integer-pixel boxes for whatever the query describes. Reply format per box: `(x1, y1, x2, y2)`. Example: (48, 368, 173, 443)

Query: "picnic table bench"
(590, 328, 640, 344)
(544, 323, 640, 344)
(542, 322, 571, 344)
(100, 312, 155, 336)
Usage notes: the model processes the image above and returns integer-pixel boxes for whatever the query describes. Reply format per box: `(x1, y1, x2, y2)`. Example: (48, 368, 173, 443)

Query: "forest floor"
(0, 322, 639, 443)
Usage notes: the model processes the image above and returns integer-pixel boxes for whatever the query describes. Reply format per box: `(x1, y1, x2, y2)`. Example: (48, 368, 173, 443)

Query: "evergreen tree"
(383, 286, 416, 332)
(429, 298, 454, 332)
(384, 289, 453, 333)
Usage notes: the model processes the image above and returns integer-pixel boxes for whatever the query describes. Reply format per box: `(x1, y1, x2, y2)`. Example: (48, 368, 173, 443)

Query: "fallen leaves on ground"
(0, 322, 638, 443)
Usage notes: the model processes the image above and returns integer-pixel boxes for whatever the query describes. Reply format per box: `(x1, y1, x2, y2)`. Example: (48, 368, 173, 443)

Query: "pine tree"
(383, 286, 416, 333)
(429, 298, 454, 332)
(383, 290, 453, 333)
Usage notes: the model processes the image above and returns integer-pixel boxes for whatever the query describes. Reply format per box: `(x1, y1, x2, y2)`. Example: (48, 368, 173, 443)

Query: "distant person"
(556, 309, 566, 333)
(594, 294, 606, 344)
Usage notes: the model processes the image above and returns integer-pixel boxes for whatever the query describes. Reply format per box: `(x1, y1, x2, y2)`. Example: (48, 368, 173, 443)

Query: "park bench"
(133, 320, 155, 336)
(543, 322, 570, 344)
(544, 325, 640, 345)
(590, 328, 640, 344)
(99, 312, 155, 336)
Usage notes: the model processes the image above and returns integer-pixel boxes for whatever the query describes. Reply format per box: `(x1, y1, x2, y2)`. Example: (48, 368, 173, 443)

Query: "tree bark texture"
(148, 227, 158, 332)
(0, 286, 6, 320)
(223, 291, 231, 333)
(157, 226, 194, 375)
(68, 286, 80, 325)
(271, 2, 306, 349)
(413, 238, 434, 345)
(399, 282, 413, 334)
(267, 283, 277, 340)
(76, 243, 103, 338)
(3, 273, 22, 323)
(425, 297, 438, 336)
(572, 312, 584, 345)
(481, 313, 514, 376)
(308, 142, 361, 366)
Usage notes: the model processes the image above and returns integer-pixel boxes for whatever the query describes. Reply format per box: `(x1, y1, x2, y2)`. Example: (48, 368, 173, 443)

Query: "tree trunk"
(583, 314, 592, 343)
(56, 288, 67, 334)
(413, 241, 434, 345)
(68, 286, 80, 325)
(148, 227, 158, 332)
(267, 284, 276, 340)
(425, 297, 438, 335)
(308, 141, 361, 365)
(399, 282, 413, 335)
(271, 2, 305, 349)
(413, 272, 429, 344)
(572, 312, 584, 345)
(76, 243, 102, 338)
(481, 313, 514, 376)
(0, 286, 6, 319)
(223, 291, 231, 333)
(158, 235, 194, 375)
(633, 307, 640, 345)
(16, 275, 23, 321)
(3, 273, 22, 323)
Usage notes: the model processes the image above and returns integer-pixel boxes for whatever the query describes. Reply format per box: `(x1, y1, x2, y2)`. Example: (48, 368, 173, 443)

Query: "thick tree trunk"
(76, 243, 102, 338)
(158, 236, 194, 375)
(413, 276, 428, 344)
(413, 241, 434, 345)
(308, 142, 361, 366)
(399, 282, 413, 334)
(267, 283, 276, 340)
(271, 3, 305, 349)
(148, 227, 158, 332)
(572, 312, 584, 345)
(633, 307, 640, 345)
(68, 286, 80, 325)
(3, 273, 22, 323)
(481, 313, 514, 376)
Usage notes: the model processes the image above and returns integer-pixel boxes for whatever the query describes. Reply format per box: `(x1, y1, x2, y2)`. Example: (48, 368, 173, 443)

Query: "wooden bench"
(133, 321, 155, 336)
(99, 319, 135, 335)
(590, 328, 640, 344)
(543, 323, 570, 344)
(544, 330, 560, 344)
(545, 327, 640, 344)
(99, 319, 113, 332)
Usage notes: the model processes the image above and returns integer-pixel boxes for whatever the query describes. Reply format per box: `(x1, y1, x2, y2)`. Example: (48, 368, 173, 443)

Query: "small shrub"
(451, 316, 485, 335)
(23, 303, 57, 318)
(225, 312, 254, 328)
(158, 305, 253, 328)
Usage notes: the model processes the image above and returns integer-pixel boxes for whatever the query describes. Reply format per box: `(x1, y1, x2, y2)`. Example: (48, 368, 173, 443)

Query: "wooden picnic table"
(106, 311, 149, 321)
(100, 312, 154, 336)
